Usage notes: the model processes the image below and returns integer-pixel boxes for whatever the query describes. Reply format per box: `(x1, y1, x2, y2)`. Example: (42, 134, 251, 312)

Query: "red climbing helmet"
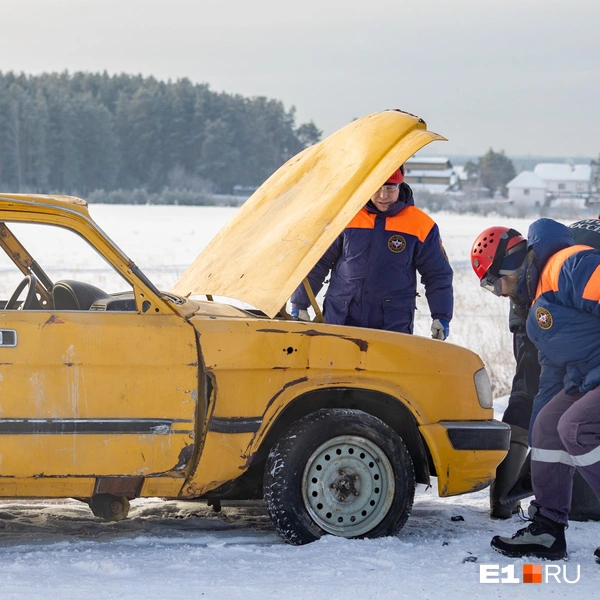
(471, 226, 527, 292)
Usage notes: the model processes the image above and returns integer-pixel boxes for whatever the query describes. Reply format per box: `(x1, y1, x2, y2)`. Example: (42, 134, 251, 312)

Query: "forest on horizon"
(0, 71, 322, 199)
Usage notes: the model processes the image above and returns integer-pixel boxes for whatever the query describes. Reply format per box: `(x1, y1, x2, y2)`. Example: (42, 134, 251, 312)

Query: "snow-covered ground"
(1, 205, 598, 598)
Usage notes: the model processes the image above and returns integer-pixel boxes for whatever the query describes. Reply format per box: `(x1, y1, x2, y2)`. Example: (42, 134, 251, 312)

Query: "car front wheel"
(264, 408, 415, 545)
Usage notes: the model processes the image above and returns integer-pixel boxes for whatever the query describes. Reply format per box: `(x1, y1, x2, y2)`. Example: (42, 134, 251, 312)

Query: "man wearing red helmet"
(471, 218, 600, 562)
(290, 166, 453, 339)
(471, 227, 534, 519)
(474, 221, 600, 521)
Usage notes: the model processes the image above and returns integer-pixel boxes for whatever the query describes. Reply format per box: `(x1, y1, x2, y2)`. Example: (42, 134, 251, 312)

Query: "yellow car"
(0, 110, 509, 544)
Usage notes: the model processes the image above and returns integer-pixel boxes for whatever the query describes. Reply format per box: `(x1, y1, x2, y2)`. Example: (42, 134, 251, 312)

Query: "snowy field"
(1, 205, 599, 598)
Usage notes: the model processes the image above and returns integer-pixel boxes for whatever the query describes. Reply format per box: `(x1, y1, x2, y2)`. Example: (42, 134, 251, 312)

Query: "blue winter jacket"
(290, 184, 453, 334)
(522, 219, 600, 427)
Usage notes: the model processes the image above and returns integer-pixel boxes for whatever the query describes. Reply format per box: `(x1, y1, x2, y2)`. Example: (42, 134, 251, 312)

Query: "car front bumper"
(419, 420, 511, 497)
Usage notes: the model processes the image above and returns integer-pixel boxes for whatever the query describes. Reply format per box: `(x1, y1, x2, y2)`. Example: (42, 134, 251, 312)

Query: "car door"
(0, 221, 198, 478)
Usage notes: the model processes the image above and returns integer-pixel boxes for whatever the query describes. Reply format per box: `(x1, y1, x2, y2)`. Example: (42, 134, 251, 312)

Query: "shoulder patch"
(535, 307, 553, 330)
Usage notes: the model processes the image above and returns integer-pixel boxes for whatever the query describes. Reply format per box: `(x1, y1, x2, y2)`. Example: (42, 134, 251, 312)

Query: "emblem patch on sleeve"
(535, 307, 553, 330)
(388, 235, 406, 253)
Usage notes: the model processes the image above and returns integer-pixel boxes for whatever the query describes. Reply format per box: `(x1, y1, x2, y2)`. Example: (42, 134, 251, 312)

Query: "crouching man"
(471, 218, 600, 562)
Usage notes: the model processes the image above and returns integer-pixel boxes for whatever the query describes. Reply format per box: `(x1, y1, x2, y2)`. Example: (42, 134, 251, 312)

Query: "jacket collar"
(517, 218, 574, 305)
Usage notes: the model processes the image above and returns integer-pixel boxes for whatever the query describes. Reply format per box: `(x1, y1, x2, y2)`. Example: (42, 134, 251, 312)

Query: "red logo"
(523, 564, 543, 584)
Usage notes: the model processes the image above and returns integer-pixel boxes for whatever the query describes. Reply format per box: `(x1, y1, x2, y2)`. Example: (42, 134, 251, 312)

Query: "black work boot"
(491, 507, 567, 560)
(501, 450, 533, 506)
(491, 425, 528, 519)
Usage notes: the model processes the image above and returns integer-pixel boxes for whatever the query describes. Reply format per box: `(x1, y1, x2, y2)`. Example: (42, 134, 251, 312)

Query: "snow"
(534, 164, 592, 183)
(1, 205, 598, 598)
(406, 168, 454, 178)
(406, 157, 452, 166)
(2, 491, 598, 598)
(507, 171, 548, 190)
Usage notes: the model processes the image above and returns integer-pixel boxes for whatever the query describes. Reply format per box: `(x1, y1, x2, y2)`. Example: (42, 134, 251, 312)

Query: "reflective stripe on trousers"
(530, 386, 600, 524)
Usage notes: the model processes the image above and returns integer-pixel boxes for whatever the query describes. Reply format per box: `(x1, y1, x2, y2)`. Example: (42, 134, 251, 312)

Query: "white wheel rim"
(302, 435, 395, 537)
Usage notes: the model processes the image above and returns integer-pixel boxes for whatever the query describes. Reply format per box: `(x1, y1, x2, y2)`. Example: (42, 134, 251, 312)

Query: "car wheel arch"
(253, 387, 431, 486)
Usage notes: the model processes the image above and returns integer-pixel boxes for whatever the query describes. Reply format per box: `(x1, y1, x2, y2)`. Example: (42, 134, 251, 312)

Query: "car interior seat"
(52, 280, 111, 310)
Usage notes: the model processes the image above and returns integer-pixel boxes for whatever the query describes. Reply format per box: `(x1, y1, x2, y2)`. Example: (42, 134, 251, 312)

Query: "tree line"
(464, 149, 516, 196)
(0, 71, 322, 197)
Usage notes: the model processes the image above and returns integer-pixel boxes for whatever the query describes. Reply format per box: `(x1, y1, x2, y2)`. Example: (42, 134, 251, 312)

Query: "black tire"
(264, 408, 415, 545)
(89, 494, 130, 521)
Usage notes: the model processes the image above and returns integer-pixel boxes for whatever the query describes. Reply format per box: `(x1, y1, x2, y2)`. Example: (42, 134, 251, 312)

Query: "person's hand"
(431, 319, 449, 340)
(290, 307, 311, 321)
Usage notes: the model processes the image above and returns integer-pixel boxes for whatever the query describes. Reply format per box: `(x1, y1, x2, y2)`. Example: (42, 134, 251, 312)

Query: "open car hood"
(172, 110, 446, 317)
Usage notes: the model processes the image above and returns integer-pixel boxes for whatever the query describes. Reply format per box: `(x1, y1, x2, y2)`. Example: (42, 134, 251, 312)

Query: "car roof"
(0, 193, 91, 216)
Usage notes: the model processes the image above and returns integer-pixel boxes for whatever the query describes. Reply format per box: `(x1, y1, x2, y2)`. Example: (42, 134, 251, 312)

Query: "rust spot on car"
(257, 328, 289, 334)
(440, 465, 451, 495)
(63, 362, 74, 367)
(296, 329, 368, 352)
(42, 315, 65, 328)
(186, 362, 199, 367)
(255, 405, 286, 445)
(174, 444, 194, 470)
(240, 376, 314, 460)
(264, 377, 309, 413)
(239, 448, 258, 470)
(272, 366, 289, 370)
(466, 476, 494, 493)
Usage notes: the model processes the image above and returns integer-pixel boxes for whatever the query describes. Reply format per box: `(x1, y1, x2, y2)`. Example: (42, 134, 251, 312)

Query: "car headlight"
(474, 368, 493, 409)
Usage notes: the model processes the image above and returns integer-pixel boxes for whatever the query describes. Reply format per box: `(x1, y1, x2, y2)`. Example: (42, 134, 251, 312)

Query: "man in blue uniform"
(472, 218, 600, 562)
(483, 218, 600, 520)
(291, 166, 453, 340)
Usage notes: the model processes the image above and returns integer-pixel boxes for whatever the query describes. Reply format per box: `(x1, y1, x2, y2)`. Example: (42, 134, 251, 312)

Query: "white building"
(533, 163, 592, 196)
(506, 171, 547, 208)
(453, 165, 468, 185)
(404, 157, 458, 194)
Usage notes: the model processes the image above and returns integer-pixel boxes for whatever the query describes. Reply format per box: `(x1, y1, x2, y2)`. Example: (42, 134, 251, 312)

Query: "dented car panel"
(181, 316, 506, 498)
(0, 310, 198, 478)
(0, 194, 201, 496)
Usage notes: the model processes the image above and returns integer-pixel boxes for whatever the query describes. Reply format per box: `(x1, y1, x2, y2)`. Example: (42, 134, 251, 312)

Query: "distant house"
(404, 157, 458, 194)
(453, 165, 469, 187)
(506, 171, 547, 208)
(533, 163, 592, 197)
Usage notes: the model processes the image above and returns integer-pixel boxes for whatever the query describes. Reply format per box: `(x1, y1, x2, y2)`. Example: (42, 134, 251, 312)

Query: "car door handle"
(0, 330, 17, 347)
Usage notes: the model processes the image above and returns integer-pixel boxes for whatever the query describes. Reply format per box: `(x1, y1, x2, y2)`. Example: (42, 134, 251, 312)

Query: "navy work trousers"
(531, 386, 600, 524)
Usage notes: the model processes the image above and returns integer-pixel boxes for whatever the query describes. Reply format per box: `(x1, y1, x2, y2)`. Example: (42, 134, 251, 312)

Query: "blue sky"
(3, 0, 599, 157)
